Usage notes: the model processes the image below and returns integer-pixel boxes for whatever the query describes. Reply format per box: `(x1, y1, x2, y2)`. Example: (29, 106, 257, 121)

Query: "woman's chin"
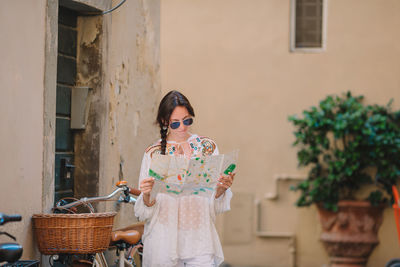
(177, 132, 188, 137)
(172, 131, 189, 138)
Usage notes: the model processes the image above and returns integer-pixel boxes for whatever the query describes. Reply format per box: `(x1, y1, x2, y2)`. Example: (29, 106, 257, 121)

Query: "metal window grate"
(295, 0, 323, 48)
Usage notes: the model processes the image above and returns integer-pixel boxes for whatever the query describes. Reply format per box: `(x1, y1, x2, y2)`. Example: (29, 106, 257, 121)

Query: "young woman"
(134, 90, 235, 267)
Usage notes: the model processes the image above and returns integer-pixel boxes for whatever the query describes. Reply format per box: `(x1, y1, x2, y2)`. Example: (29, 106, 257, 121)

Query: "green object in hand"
(223, 164, 236, 175)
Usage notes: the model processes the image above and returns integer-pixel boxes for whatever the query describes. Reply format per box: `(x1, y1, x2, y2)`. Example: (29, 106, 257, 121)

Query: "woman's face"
(168, 106, 192, 139)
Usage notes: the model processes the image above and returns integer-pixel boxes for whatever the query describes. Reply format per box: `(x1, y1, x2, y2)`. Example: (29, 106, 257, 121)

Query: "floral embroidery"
(200, 138, 216, 156)
(146, 135, 216, 158)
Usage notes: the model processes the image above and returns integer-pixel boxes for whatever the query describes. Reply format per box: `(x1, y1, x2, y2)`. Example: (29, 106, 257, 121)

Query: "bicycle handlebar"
(55, 182, 141, 210)
(0, 213, 22, 226)
(56, 187, 127, 210)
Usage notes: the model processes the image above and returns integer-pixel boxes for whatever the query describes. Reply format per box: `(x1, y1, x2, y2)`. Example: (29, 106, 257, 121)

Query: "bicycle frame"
(118, 248, 140, 267)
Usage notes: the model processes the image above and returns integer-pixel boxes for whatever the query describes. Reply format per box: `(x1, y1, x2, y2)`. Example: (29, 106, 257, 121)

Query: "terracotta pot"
(317, 201, 384, 267)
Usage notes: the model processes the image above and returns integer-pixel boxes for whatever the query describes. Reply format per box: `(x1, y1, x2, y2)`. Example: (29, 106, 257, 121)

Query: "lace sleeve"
(209, 142, 233, 217)
(214, 188, 233, 214)
(134, 152, 157, 221)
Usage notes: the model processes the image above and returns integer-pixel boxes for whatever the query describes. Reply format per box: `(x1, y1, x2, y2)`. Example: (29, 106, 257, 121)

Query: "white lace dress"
(134, 134, 232, 267)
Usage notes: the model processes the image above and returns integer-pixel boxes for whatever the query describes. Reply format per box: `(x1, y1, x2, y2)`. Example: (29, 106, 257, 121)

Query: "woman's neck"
(167, 132, 191, 143)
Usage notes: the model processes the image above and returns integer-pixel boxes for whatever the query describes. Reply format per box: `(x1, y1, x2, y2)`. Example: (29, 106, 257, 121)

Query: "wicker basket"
(32, 212, 116, 255)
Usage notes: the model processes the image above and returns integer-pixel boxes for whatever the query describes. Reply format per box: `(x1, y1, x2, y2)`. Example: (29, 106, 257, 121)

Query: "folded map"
(148, 150, 238, 200)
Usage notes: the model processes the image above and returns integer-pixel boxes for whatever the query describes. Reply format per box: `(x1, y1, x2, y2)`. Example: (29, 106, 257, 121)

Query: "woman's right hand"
(140, 177, 156, 207)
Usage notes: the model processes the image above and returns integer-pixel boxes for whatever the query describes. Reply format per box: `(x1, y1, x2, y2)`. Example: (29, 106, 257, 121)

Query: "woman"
(134, 90, 235, 267)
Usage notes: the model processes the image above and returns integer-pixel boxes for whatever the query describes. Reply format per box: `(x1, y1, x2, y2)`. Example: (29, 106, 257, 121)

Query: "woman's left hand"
(215, 172, 235, 199)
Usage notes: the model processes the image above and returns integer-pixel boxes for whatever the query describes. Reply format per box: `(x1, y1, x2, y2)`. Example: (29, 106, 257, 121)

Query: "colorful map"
(149, 150, 238, 200)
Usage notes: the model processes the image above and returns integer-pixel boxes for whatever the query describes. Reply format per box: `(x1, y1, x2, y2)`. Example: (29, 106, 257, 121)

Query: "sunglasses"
(169, 118, 194, 129)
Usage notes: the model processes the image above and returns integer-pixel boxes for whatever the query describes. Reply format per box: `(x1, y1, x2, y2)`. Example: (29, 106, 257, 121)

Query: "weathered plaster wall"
(74, 15, 104, 200)
(161, 0, 400, 266)
(54, 0, 160, 229)
(101, 0, 161, 228)
(0, 1, 47, 260)
(42, 0, 58, 216)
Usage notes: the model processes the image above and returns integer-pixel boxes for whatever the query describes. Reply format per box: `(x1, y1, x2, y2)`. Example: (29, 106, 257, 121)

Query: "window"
(290, 0, 327, 52)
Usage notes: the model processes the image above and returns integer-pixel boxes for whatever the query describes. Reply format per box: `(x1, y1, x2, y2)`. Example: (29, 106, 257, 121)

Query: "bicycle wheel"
(386, 258, 400, 267)
(2, 260, 40, 267)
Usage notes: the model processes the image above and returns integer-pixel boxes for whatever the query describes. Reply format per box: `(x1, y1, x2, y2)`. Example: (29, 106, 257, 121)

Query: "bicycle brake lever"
(0, 231, 17, 241)
(123, 195, 132, 203)
(117, 194, 136, 203)
(117, 194, 129, 203)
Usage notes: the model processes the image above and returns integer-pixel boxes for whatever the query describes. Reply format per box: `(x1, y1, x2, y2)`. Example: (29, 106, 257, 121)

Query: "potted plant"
(288, 91, 400, 267)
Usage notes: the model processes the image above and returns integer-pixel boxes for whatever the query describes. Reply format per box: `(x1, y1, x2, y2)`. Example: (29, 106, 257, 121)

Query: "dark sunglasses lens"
(183, 118, 193, 126)
(170, 122, 180, 129)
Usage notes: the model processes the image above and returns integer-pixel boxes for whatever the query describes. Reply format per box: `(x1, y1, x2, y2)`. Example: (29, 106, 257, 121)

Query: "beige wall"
(161, 0, 400, 266)
(0, 1, 47, 260)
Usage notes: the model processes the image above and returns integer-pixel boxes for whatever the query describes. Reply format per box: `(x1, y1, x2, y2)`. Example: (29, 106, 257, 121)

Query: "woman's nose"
(179, 121, 186, 130)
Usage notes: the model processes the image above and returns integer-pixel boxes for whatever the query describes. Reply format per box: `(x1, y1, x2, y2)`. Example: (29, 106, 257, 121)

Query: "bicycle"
(32, 181, 142, 267)
(0, 213, 39, 267)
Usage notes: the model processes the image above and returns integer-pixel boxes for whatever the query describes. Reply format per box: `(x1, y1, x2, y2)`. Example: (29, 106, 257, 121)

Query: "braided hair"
(156, 91, 195, 155)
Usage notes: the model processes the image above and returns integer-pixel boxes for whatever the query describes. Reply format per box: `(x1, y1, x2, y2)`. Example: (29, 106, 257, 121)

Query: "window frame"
(290, 0, 328, 53)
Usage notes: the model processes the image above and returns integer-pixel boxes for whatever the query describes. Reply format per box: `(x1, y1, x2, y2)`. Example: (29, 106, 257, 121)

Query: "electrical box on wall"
(71, 86, 91, 129)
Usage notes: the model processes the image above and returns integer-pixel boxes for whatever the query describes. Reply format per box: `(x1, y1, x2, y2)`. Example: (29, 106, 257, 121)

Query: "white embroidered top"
(134, 134, 232, 267)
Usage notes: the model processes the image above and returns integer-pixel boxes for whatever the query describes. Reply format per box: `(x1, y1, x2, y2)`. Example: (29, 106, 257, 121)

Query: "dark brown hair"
(156, 91, 195, 154)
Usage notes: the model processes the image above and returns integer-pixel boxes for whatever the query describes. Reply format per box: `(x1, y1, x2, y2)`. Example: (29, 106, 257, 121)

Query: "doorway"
(54, 6, 78, 203)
